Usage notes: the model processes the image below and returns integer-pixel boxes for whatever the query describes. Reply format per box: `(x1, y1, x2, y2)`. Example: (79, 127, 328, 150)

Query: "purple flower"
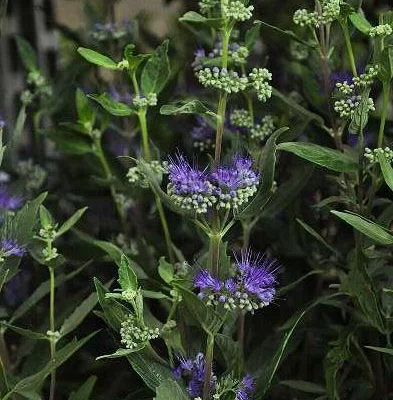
(194, 248, 279, 312)
(191, 117, 215, 151)
(0, 186, 23, 211)
(0, 239, 25, 258)
(192, 47, 207, 70)
(109, 84, 132, 105)
(236, 374, 256, 400)
(0, 118, 5, 128)
(330, 71, 354, 88)
(173, 353, 215, 398)
(194, 269, 222, 292)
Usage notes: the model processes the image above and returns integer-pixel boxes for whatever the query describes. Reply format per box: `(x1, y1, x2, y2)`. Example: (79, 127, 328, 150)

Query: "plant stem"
(137, 110, 152, 161)
(155, 197, 175, 263)
(378, 82, 390, 148)
(214, 93, 228, 166)
(202, 334, 215, 400)
(48, 266, 56, 400)
(95, 136, 127, 232)
(341, 23, 358, 77)
(209, 233, 221, 276)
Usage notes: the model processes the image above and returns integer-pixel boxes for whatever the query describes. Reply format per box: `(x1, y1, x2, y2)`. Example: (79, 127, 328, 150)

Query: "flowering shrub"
(2, 0, 393, 399)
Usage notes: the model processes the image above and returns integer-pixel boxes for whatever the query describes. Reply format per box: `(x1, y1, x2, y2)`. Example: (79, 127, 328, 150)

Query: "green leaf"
(280, 380, 326, 394)
(176, 287, 223, 335)
(238, 127, 288, 219)
(378, 152, 393, 192)
(349, 88, 371, 134)
(97, 346, 146, 360)
(378, 45, 393, 83)
(76, 89, 95, 127)
(124, 44, 150, 72)
(56, 207, 88, 237)
(245, 21, 262, 49)
(278, 142, 358, 172)
(88, 93, 133, 116)
(215, 334, 241, 372)
(77, 47, 118, 70)
(118, 254, 138, 291)
(0, 268, 9, 293)
(160, 100, 215, 116)
(349, 12, 372, 34)
(296, 218, 338, 254)
(4, 332, 96, 399)
(154, 379, 188, 400)
(1, 323, 47, 340)
(331, 210, 393, 245)
(69, 376, 97, 400)
(179, 11, 223, 29)
(49, 129, 93, 155)
(158, 257, 174, 284)
(364, 346, 393, 356)
(60, 291, 98, 337)
(278, 270, 324, 296)
(250, 293, 345, 399)
(39, 205, 53, 229)
(16, 37, 38, 71)
(141, 40, 171, 95)
(127, 351, 174, 391)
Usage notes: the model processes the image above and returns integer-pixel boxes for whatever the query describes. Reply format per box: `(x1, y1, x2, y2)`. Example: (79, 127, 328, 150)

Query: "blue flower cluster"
(173, 353, 255, 399)
(0, 239, 25, 262)
(167, 154, 259, 214)
(195, 249, 278, 313)
(191, 117, 215, 151)
(0, 186, 23, 212)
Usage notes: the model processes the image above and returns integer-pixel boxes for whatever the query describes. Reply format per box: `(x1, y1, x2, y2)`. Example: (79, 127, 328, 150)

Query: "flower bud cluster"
(230, 109, 253, 128)
(250, 115, 275, 141)
(335, 81, 354, 95)
(132, 93, 157, 108)
(364, 147, 393, 164)
(353, 66, 379, 87)
(90, 21, 131, 41)
(369, 24, 393, 37)
(334, 96, 375, 119)
(16, 159, 47, 191)
(248, 68, 273, 102)
(127, 160, 167, 188)
(321, 0, 341, 24)
(27, 71, 52, 99)
(229, 43, 249, 64)
(294, 0, 341, 27)
(222, 0, 254, 21)
(120, 315, 160, 350)
(293, 9, 319, 27)
(196, 67, 249, 94)
(199, 0, 219, 14)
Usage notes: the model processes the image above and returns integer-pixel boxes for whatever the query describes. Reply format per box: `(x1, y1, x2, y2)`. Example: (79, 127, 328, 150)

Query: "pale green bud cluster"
(169, 289, 183, 302)
(193, 138, 214, 152)
(334, 96, 375, 119)
(117, 59, 129, 70)
(43, 246, 59, 261)
(120, 315, 160, 350)
(167, 183, 217, 214)
(199, 0, 219, 14)
(46, 330, 61, 343)
(230, 109, 253, 128)
(127, 161, 167, 188)
(206, 291, 270, 313)
(369, 24, 393, 37)
(21, 90, 34, 105)
(16, 159, 47, 191)
(293, 9, 319, 27)
(353, 66, 379, 87)
(250, 115, 275, 141)
(321, 0, 341, 24)
(364, 147, 393, 164)
(215, 185, 258, 211)
(248, 68, 273, 102)
(121, 289, 137, 302)
(26, 71, 52, 98)
(132, 93, 157, 108)
(229, 46, 249, 64)
(222, 0, 254, 21)
(197, 67, 249, 94)
(335, 81, 354, 95)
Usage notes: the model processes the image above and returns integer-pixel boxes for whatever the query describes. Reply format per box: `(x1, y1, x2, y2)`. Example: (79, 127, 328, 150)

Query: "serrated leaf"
(331, 210, 393, 245)
(280, 380, 326, 394)
(349, 12, 372, 34)
(60, 290, 98, 337)
(378, 45, 393, 83)
(215, 334, 241, 372)
(56, 207, 88, 237)
(141, 40, 170, 95)
(88, 93, 133, 116)
(278, 142, 358, 172)
(160, 100, 215, 116)
(124, 44, 150, 72)
(154, 379, 188, 400)
(16, 37, 38, 72)
(349, 89, 371, 134)
(68, 376, 97, 400)
(179, 11, 223, 29)
(118, 254, 138, 291)
(77, 47, 118, 70)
